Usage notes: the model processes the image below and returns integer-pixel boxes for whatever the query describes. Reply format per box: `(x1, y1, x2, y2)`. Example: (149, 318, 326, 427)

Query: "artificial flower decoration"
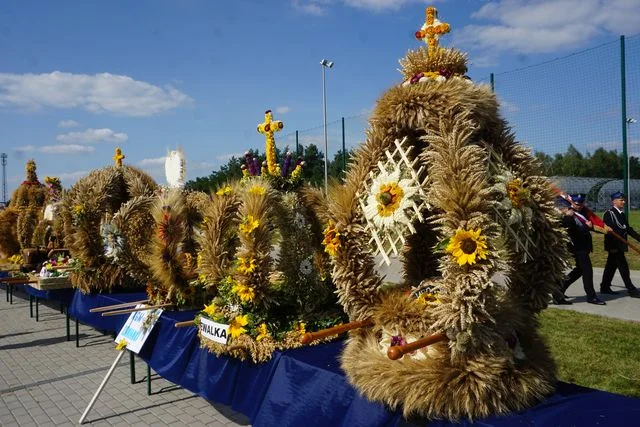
(237, 256, 257, 274)
(216, 185, 233, 196)
(416, 291, 441, 305)
(322, 221, 342, 257)
(255, 323, 270, 341)
(363, 168, 418, 229)
(229, 314, 249, 339)
(299, 259, 313, 276)
(115, 339, 128, 351)
(446, 228, 489, 266)
(232, 282, 256, 303)
(203, 302, 217, 318)
(239, 214, 260, 235)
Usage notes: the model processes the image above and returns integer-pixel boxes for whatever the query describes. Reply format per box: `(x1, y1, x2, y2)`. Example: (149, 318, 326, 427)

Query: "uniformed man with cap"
(600, 191, 640, 298)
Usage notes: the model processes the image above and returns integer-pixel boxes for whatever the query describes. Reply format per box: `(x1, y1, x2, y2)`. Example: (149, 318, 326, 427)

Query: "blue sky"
(1, 0, 639, 199)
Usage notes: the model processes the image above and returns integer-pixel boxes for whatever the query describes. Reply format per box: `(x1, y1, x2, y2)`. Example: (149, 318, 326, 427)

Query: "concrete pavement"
(0, 290, 249, 427)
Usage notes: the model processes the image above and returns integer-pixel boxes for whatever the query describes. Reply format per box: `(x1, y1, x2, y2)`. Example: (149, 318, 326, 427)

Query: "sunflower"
(363, 168, 417, 229)
(293, 322, 306, 336)
(237, 256, 257, 274)
(202, 302, 217, 317)
(215, 186, 232, 196)
(229, 314, 249, 339)
(446, 228, 489, 266)
(322, 221, 341, 257)
(232, 282, 256, 303)
(239, 215, 260, 235)
(255, 323, 270, 341)
(248, 185, 266, 195)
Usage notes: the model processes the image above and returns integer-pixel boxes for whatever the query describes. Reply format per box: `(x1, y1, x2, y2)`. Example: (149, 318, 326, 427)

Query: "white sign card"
(199, 316, 229, 344)
(114, 305, 163, 354)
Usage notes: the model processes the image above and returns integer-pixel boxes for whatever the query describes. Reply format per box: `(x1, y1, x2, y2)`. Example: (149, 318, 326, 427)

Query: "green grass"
(588, 211, 640, 269)
(540, 308, 640, 398)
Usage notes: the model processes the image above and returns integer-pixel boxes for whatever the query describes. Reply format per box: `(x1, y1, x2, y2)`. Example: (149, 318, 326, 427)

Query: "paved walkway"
(0, 288, 249, 427)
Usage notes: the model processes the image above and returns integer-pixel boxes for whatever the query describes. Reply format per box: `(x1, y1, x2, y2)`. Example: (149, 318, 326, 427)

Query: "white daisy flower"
(363, 168, 418, 229)
(299, 259, 313, 276)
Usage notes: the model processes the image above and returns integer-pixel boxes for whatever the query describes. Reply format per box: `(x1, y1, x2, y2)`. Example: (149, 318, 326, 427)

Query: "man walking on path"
(557, 196, 605, 305)
(600, 191, 640, 298)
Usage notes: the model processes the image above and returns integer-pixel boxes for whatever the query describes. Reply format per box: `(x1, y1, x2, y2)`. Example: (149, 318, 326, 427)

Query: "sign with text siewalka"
(114, 305, 163, 354)
(200, 316, 229, 345)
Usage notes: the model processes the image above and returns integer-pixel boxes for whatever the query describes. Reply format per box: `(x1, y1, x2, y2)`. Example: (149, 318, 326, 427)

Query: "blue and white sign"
(114, 305, 163, 354)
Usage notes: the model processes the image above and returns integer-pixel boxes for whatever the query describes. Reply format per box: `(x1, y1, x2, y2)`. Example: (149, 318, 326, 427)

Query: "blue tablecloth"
(70, 291, 640, 426)
(23, 285, 75, 303)
(68, 290, 148, 332)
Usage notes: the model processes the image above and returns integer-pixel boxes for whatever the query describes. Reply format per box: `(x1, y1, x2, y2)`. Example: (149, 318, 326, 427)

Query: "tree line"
(185, 143, 638, 192)
(185, 144, 352, 192)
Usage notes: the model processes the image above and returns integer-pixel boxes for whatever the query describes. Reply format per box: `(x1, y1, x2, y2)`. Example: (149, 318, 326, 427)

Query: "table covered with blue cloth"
(68, 289, 148, 333)
(24, 285, 75, 303)
(72, 292, 640, 426)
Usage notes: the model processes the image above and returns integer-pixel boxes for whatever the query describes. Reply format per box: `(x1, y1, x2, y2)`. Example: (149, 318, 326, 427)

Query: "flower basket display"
(316, 6, 570, 421)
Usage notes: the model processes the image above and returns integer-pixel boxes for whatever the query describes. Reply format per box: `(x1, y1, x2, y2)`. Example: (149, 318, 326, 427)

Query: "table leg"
(75, 318, 79, 348)
(147, 364, 152, 395)
(29, 295, 33, 318)
(66, 307, 70, 342)
(9, 284, 13, 304)
(35, 297, 39, 322)
(130, 351, 135, 384)
(60, 301, 63, 314)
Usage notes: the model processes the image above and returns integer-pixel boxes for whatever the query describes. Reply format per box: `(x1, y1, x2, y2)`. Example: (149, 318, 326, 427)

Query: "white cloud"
(457, 0, 640, 54)
(40, 144, 95, 154)
(190, 161, 216, 172)
(498, 98, 520, 113)
(276, 106, 291, 114)
(58, 119, 80, 128)
(0, 71, 193, 117)
(56, 128, 128, 144)
(54, 170, 90, 184)
(13, 145, 36, 153)
(138, 157, 166, 167)
(12, 144, 94, 154)
(293, 0, 431, 15)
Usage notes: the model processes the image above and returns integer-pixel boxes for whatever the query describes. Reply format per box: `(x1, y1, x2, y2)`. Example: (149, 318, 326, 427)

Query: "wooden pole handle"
(101, 303, 173, 316)
(387, 332, 448, 360)
(174, 320, 195, 328)
(89, 300, 150, 313)
(300, 318, 374, 345)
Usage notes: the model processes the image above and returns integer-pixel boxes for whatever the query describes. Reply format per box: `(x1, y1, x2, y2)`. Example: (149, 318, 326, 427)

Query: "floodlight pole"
(321, 59, 333, 194)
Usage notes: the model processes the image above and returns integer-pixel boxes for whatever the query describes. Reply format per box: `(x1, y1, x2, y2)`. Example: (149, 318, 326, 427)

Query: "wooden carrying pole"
(174, 320, 195, 328)
(387, 332, 448, 360)
(101, 303, 173, 317)
(301, 318, 374, 345)
(89, 300, 150, 313)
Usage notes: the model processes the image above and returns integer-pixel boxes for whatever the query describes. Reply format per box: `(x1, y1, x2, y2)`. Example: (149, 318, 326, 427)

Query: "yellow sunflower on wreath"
(446, 228, 488, 266)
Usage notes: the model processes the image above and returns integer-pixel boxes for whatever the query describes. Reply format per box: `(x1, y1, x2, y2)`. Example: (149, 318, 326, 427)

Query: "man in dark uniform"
(600, 191, 640, 298)
(557, 197, 605, 305)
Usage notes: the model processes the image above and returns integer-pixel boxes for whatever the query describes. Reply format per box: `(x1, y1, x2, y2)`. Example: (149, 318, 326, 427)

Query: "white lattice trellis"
(357, 137, 430, 266)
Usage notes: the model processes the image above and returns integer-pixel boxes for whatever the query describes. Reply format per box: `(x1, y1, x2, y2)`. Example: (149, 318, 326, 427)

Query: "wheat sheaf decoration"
(60, 165, 158, 293)
(196, 178, 345, 363)
(318, 5, 569, 421)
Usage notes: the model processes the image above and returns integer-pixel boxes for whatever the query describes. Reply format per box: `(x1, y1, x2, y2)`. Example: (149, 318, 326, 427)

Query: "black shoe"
(628, 288, 640, 298)
(600, 287, 618, 295)
(553, 298, 573, 305)
(587, 297, 606, 305)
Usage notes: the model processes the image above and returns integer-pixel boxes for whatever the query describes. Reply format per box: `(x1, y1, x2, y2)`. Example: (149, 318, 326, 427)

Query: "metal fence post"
(620, 35, 629, 217)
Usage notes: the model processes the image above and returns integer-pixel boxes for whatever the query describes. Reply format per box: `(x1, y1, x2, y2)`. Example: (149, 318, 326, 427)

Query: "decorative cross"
(113, 147, 125, 167)
(257, 109, 283, 175)
(415, 6, 450, 56)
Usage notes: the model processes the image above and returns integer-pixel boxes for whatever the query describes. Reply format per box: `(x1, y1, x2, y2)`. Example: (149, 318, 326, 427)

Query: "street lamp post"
(320, 59, 334, 194)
